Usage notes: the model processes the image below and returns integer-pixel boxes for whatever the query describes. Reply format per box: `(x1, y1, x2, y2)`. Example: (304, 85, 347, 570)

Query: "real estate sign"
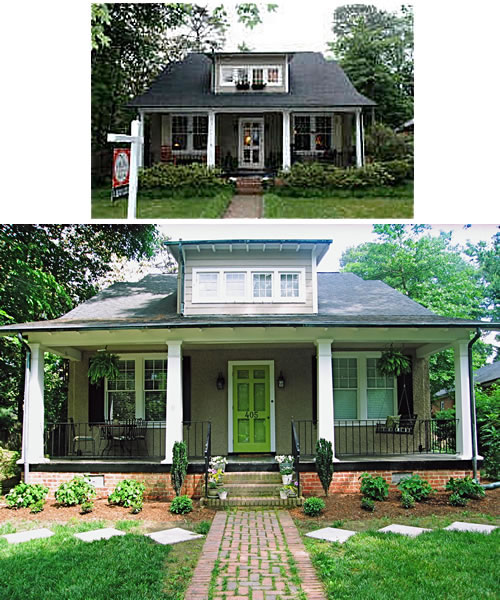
(112, 149, 131, 199)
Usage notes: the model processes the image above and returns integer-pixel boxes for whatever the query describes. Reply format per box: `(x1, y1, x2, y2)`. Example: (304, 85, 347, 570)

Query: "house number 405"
(245, 411, 259, 418)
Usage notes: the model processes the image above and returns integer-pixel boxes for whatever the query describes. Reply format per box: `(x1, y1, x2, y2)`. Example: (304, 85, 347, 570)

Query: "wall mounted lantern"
(277, 371, 285, 389)
(216, 372, 225, 390)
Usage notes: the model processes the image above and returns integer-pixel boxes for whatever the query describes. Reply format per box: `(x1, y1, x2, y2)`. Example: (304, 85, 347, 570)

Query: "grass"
(91, 187, 232, 219)
(263, 183, 413, 218)
(0, 519, 205, 600)
(298, 514, 500, 599)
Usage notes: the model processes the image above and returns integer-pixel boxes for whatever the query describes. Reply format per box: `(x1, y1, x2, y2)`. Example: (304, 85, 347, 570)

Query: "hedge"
(138, 163, 231, 193)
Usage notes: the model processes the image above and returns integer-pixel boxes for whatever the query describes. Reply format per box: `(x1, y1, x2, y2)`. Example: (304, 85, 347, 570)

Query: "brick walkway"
(223, 195, 263, 218)
(184, 510, 325, 599)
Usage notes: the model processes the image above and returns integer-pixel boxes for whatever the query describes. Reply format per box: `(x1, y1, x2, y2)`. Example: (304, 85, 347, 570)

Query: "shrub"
(449, 493, 468, 507)
(5, 483, 48, 510)
(109, 479, 145, 509)
(80, 501, 94, 514)
(138, 163, 229, 193)
(171, 441, 188, 497)
(130, 499, 143, 514)
(445, 476, 485, 500)
(30, 499, 45, 514)
(381, 159, 414, 185)
(195, 520, 211, 535)
(0, 448, 20, 480)
(55, 476, 96, 506)
(361, 497, 375, 512)
(476, 385, 500, 480)
(365, 122, 413, 162)
(303, 497, 326, 516)
(397, 475, 433, 502)
(169, 494, 193, 514)
(359, 473, 389, 501)
(315, 439, 334, 496)
(400, 491, 416, 509)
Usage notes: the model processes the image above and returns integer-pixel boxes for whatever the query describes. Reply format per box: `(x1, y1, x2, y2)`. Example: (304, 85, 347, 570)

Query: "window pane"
(221, 67, 234, 83)
(253, 273, 272, 297)
(334, 390, 357, 419)
(267, 67, 280, 83)
(333, 358, 357, 389)
(315, 116, 332, 150)
(197, 272, 218, 298)
(144, 359, 167, 391)
(193, 116, 208, 150)
(367, 389, 394, 419)
(237, 68, 249, 84)
(145, 391, 166, 421)
(225, 272, 246, 298)
(172, 116, 188, 150)
(280, 273, 299, 297)
(252, 68, 264, 84)
(109, 391, 135, 421)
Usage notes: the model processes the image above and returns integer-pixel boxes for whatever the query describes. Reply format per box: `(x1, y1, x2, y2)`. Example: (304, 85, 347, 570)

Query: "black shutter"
(182, 356, 192, 423)
(397, 357, 414, 416)
(88, 380, 105, 424)
(312, 355, 317, 423)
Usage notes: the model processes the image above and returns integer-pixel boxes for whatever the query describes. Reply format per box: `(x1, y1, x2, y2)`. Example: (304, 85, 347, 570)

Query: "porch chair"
(69, 417, 95, 456)
(160, 145, 176, 164)
(129, 418, 149, 456)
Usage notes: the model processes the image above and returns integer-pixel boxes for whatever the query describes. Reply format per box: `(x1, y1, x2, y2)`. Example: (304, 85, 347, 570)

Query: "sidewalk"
(185, 509, 325, 599)
(223, 195, 263, 218)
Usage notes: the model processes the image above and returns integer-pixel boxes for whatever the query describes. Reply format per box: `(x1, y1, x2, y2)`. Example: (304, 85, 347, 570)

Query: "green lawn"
(263, 184, 413, 218)
(298, 514, 499, 599)
(91, 187, 232, 219)
(0, 520, 205, 600)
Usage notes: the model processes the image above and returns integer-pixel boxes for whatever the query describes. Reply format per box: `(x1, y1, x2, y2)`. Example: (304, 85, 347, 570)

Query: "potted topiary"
(88, 351, 120, 386)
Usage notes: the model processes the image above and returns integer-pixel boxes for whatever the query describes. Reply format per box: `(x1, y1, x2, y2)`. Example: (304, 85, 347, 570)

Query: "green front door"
(233, 365, 271, 452)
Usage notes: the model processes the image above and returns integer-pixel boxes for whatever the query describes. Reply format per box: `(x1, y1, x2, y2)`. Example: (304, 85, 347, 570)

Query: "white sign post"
(107, 119, 143, 220)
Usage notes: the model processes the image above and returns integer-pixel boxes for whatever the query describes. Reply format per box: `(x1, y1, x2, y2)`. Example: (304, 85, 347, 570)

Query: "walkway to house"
(223, 195, 263, 219)
(184, 509, 325, 599)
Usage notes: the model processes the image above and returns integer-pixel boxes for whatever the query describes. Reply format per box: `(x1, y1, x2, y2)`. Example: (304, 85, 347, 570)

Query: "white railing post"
(454, 341, 473, 459)
(207, 111, 216, 167)
(162, 341, 183, 464)
(282, 110, 291, 171)
(316, 339, 338, 461)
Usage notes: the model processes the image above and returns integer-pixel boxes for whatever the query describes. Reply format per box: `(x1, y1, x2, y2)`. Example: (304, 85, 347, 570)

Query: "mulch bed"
(290, 488, 500, 523)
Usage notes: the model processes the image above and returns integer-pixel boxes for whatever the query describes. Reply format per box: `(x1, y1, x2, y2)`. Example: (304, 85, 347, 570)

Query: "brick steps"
(202, 471, 296, 506)
(235, 176, 263, 195)
(223, 483, 282, 496)
(200, 496, 304, 508)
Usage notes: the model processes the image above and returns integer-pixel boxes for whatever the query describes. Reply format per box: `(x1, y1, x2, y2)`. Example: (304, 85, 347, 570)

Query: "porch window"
(107, 360, 136, 420)
(144, 359, 167, 421)
(192, 116, 208, 150)
(171, 115, 208, 152)
(314, 116, 332, 151)
(172, 116, 188, 150)
(366, 358, 395, 419)
(293, 114, 333, 152)
(253, 273, 273, 298)
(294, 116, 311, 151)
(333, 358, 358, 419)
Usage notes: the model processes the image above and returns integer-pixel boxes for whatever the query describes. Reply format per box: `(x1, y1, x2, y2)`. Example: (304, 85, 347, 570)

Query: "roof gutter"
(468, 328, 481, 481)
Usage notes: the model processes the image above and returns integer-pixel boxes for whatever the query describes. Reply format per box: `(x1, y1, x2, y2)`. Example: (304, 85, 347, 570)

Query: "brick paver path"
(223, 195, 263, 218)
(185, 510, 325, 599)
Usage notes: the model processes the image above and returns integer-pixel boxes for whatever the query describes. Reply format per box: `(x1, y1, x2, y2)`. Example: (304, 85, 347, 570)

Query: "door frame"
(238, 117, 265, 169)
(227, 360, 275, 453)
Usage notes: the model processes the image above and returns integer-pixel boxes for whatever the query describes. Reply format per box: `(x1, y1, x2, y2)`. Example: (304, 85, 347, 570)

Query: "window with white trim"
(332, 354, 397, 421)
(219, 65, 283, 87)
(105, 356, 167, 421)
(293, 114, 333, 152)
(192, 268, 305, 303)
(171, 115, 208, 152)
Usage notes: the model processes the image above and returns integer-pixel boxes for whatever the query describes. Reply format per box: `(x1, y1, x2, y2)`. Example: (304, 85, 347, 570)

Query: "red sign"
(112, 148, 130, 198)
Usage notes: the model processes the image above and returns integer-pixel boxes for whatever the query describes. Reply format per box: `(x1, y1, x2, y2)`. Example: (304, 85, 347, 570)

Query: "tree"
(340, 225, 493, 394)
(329, 4, 413, 127)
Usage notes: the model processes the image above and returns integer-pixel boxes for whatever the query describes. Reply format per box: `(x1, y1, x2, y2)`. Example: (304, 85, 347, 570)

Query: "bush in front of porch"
(139, 163, 232, 194)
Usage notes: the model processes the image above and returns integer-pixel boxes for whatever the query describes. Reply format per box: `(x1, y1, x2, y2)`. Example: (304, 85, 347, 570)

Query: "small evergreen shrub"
(303, 497, 326, 516)
(397, 475, 433, 502)
(55, 476, 96, 506)
(361, 497, 375, 512)
(139, 163, 230, 193)
(315, 438, 334, 496)
(445, 476, 485, 500)
(171, 441, 188, 497)
(80, 501, 94, 514)
(5, 483, 48, 510)
(449, 493, 468, 507)
(400, 491, 416, 509)
(109, 479, 145, 509)
(359, 473, 389, 501)
(169, 494, 193, 514)
(195, 520, 211, 535)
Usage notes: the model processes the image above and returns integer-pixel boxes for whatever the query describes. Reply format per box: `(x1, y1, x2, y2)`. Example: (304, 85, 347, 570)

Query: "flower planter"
(236, 82, 250, 90)
(279, 490, 288, 500)
(252, 83, 266, 90)
(281, 474, 293, 485)
(207, 487, 218, 498)
(218, 491, 228, 500)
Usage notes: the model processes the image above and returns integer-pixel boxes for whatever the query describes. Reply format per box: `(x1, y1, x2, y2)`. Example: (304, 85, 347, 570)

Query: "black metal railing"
(293, 420, 317, 458)
(182, 421, 211, 459)
(204, 422, 212, 498)
(291, 420, 301, 497)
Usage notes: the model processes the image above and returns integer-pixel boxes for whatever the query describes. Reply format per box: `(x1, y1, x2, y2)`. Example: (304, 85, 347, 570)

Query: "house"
(128, 52, 375, 173)
(0, 239, 493, 501)
(433, 361, 500, 414)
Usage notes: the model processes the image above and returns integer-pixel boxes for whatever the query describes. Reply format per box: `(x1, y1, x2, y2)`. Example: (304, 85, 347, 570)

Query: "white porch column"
(282, 110, 291, 171)
(22, 344, 49, 464)
(355, 109, 363, 167)
(137, 111, 145, 168)
(454, 341, 473, 459)
(207, 110, 216, 167)
(316, 339, 338, 460)
(162, 341, 183, 464)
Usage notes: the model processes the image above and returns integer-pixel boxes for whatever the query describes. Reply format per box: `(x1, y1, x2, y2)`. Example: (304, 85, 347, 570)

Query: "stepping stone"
(145, 527, 203, 545)
(74, 527, 126, 542)
(445, 521, 498, 534)
(2, 527, 54, 545)
(305, 527, 357, 544)
(378, 524, 432, 537)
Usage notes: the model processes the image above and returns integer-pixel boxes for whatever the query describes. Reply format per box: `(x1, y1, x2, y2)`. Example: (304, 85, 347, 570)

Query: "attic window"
(219, 65, 282, 88)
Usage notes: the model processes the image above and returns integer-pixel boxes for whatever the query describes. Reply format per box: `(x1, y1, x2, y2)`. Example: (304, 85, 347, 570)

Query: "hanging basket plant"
(88, 352, 120, 385)
(378, 349, 411, 377)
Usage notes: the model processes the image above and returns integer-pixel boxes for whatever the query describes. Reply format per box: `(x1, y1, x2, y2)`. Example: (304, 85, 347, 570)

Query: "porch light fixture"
(277, 371, 285, 389)
(216, 372, 225, 390)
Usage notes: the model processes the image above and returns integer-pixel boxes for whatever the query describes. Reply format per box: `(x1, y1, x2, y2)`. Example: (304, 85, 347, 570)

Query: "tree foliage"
(329, 4, 413, 127)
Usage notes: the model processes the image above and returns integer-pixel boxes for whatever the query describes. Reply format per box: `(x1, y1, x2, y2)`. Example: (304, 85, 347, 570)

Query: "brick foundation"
(27, 471, 205, 501)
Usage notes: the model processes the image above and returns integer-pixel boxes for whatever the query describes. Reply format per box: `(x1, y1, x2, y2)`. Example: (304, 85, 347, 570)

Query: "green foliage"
(91, 4, 111, 50)
(130, 499, 143, 514)
(194, 520, 211, 535)
(171, 441, 188, 497)
(476, 385, 500, 480)
(465, 232, 500, 323)
(432, 408, 457, 452)
(378, 349, 411, 377)
(445, 476, 485, 500)
(397, 475, 433, 502)
(359, 473, 389, 501)
(139, 163, 230, 192)
(379, 159, 414, 185)
(30, 499, 46, 514)
(80, 500, 94, 514)
(0, 448, 20, 480)
(449, 492, 468, 507)
(55, 476, 97, 506)
(400, 491, 415, 509)
(365, 123, 413, 161)
(109, 479, 146, 509)
(303, 497, 326, 516)
(169, 495, 193, 514)
(88, 352, 121, 385)
(5, 482, 48, 510)
(315, 438, 334, 496)
(361, 497, 375, 511)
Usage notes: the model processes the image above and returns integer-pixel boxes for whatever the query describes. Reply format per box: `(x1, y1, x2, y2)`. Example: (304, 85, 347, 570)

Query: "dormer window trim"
(192, 267, 306, 304)
(220, 65, 283, 88)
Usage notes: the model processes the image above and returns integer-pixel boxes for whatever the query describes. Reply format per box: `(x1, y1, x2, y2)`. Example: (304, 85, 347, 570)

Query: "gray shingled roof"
(474, 362, 500, 385)
(0, 273, 491, 333)
(129, 52, 375, 109)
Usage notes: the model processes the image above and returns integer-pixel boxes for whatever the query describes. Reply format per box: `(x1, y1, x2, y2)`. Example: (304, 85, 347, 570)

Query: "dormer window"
(220, 65, 282, 88)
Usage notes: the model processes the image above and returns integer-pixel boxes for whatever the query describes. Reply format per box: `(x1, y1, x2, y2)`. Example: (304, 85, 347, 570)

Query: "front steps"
(200, 471, 304, 508)
(235, 176, 263, 195)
